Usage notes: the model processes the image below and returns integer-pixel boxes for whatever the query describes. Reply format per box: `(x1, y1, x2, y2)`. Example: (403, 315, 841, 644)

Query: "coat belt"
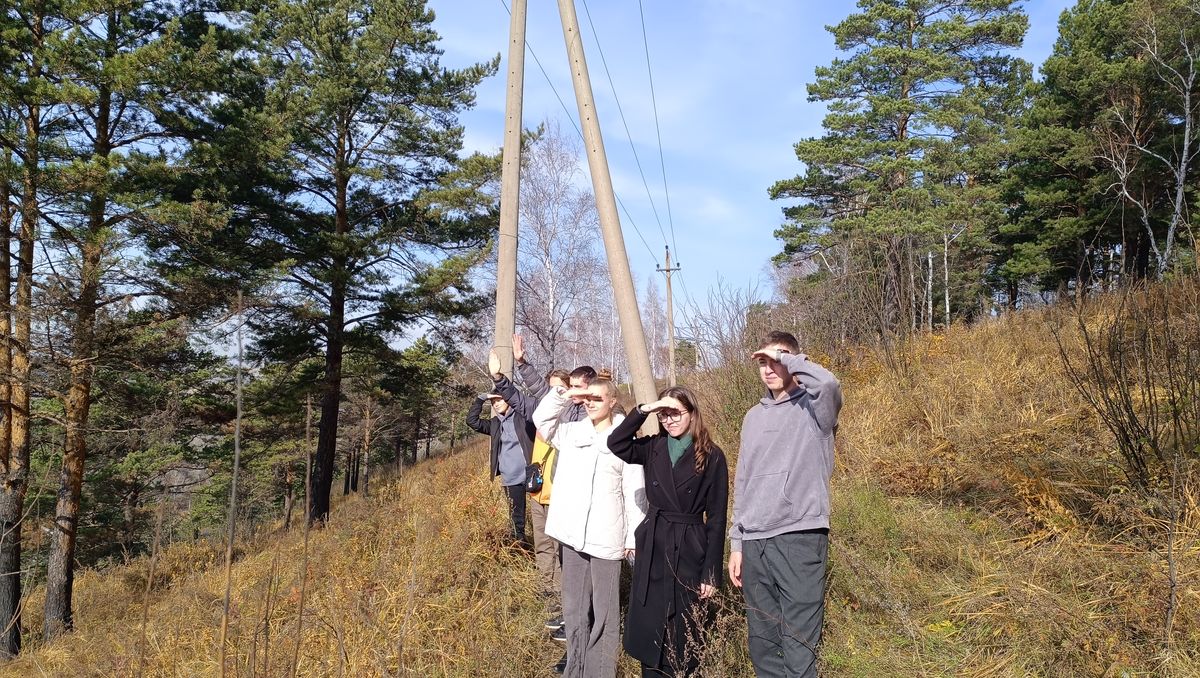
(636, 504, 704, 605)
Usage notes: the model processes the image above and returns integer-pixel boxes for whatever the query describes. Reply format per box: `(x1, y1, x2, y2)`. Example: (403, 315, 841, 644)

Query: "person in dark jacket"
(609, 386, 729, 677)
(466, 384, 537, 544)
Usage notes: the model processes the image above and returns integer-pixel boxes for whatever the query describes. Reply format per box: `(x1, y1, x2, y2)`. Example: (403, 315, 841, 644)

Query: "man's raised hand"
(488, 348, 502, 379)
(512, 334, 525, 364)
(750, 347, 790, 365)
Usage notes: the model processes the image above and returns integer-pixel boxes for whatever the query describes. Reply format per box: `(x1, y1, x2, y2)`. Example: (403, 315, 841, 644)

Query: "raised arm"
(466, 396, 490, 435)
(608, 406, 655, 466)
(492, 373, 538, 420)
(513, 334, 550, 398)
(780, 352, 842, 434)
(532, 387, 570, 446)
(516, 361, 549, 399)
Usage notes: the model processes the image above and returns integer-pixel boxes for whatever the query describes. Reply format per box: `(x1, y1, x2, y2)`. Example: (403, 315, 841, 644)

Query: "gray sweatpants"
(561, 545, 621, 678)
(741, 530, 829, 678)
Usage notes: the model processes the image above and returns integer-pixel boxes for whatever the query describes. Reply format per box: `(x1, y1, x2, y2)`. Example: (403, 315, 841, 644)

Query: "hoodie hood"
(760, 386, 806, 407)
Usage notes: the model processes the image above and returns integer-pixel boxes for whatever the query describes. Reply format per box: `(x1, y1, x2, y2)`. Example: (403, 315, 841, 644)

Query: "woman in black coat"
(609, 386, 728, 677)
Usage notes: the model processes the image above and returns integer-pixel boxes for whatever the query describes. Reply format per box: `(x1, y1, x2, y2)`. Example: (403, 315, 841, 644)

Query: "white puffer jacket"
(534, 390, 647, 560)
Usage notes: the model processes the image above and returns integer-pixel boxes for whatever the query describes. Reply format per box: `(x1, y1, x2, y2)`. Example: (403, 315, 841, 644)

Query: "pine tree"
(0, 0, 67, 654)
(770, 0, 1030, 331)
(35, 0, 235, 638)
(245, 0, 498, 524)
(999, 0, 1139, 300)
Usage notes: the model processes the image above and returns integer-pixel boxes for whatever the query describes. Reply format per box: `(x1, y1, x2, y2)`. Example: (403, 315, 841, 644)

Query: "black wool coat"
(466, 397, 535, 481)
(609, 407, 729, 671)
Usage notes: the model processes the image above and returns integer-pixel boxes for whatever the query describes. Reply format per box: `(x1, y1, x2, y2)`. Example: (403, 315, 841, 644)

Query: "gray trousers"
(529, 500, 562, 598)
(741, 530, 829, 678)
(561, 545, 621, 678)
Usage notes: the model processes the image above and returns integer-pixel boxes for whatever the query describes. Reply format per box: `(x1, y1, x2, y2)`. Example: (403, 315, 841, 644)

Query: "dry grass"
(3, 444, 567, 677)
(3, 299, 1198, 676)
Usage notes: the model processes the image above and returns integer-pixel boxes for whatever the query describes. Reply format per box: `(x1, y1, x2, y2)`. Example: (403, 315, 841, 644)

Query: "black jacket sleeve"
(492, 374, 539, 421)
(466, 397, 490, 435)
(608, 406, 655, 466)
(701, 447, 729, 586)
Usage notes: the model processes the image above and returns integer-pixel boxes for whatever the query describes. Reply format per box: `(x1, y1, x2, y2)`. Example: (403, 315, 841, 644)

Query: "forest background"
(0, 0, 1197, 674)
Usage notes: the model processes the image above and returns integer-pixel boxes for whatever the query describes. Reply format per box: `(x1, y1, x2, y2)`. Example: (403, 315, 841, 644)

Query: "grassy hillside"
(3, 301, 1197, 677)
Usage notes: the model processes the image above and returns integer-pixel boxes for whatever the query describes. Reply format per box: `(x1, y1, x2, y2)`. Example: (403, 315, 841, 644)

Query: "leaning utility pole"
(556, 0, 658, 423)
(657, 246, 680, 386)
(493, 0, 528, 377)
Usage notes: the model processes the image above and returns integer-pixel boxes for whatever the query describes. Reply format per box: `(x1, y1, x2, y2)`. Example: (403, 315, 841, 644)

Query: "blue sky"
(428, 0, 1076, 307)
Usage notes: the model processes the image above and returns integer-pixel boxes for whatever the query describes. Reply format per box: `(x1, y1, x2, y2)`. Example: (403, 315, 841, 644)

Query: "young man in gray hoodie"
(728, 330, 842, 678)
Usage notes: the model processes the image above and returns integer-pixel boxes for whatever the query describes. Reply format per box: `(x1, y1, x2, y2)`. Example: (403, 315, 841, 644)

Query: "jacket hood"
(760, 386, 806, 407)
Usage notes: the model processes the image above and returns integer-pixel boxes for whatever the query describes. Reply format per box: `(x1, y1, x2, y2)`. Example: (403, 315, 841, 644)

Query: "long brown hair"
(658, 385, 713, 474)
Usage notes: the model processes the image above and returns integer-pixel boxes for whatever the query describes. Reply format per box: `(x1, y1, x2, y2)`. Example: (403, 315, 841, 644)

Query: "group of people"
(466, 331, 842, 677)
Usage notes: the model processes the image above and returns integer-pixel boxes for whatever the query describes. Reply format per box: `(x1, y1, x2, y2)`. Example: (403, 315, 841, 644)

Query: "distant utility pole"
(556, 0, 658, 428)
(493, 0, 527, 377)
(657, 246, 680, 386)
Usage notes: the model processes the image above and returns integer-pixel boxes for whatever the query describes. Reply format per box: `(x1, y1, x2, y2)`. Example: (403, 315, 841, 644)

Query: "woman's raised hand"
(640, 397, 685, 414)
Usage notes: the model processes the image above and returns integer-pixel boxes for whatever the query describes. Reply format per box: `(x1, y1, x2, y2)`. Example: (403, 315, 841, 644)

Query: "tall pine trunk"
(309, 158, 350, 524)
(121, 486, 139, 563)
(0, 76, 40, 657)
(310, 281, 344, 524)
(44, 243, 100, 637)
(0, 153, 13, 469)
(282, 463, 295, 531)
(44, 52, 110, 638)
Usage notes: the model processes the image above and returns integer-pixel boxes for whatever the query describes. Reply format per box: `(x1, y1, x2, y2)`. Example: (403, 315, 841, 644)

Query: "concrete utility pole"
(555, 0, 658, 425)
(657, 246, 680, 387)
(493, 0, 528, 377)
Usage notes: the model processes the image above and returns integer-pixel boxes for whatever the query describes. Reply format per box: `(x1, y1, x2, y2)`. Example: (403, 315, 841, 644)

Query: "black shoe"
(553, 654, 566, 673)
(544, 615, 564, 630)
(551, 626, 566, 642)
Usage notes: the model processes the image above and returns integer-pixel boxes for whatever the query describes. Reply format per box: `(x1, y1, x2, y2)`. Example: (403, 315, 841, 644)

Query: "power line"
(638, 0, 678, 260)
(496, 0, 661, 269)
(579, 0, 670, 249)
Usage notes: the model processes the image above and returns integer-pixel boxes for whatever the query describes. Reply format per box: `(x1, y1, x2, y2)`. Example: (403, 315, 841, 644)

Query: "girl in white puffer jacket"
(534, 378, 646, 678)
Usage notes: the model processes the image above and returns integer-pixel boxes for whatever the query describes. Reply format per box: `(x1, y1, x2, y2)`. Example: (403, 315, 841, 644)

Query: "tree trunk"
(362, 429, 370, 499)
(311, 277, 345, 523)
(0, 68, 41, 656)
(45, 48, 112, 638)
(907, 238, 917, 331)
(310, 155, 351, 524)
(411, 414, 421, 463)
(282, 463, 295, 531)
(925, 251, 934, 332)
(0, 151, 12, 470)
(942, 233, 950, 328)
(121, 486, 139, 563)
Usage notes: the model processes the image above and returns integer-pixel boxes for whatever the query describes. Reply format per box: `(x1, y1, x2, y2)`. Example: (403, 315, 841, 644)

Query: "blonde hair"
(591, 377, 618, 399)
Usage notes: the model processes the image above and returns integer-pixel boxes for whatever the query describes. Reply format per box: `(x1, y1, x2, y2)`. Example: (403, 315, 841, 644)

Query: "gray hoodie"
(729, 352, 842, 552)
